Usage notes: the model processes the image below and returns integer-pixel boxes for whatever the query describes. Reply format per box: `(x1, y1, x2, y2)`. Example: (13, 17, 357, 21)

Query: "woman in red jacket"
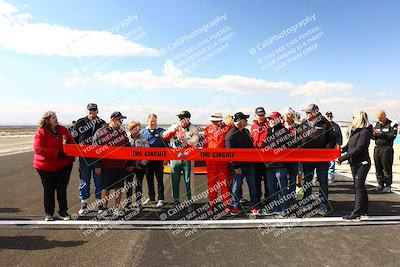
(33, 111, 74, 221)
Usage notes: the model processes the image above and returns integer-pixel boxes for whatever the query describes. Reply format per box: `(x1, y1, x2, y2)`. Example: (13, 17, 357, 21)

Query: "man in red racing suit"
(203, 113, 233, 213)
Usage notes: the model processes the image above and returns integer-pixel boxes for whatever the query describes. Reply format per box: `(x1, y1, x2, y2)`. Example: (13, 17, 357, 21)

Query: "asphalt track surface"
(1, 152, 400, 266)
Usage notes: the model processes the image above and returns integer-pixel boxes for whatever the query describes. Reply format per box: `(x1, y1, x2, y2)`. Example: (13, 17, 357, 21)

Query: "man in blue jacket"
(140, 114, 167, 207)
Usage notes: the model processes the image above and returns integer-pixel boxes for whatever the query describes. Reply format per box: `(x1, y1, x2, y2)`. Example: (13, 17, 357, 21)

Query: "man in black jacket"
(71, 103, 106, 215)
(225, 112, 259, 216)
(372, 110, 398, 193)
(300, 104, 336, 216)
(326, 111, 343, 183)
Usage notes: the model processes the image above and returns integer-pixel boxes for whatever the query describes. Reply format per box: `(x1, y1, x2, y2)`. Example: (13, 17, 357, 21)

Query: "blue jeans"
(328, 161, 335, 180)
(266, 168, 290, 212)
(302, 162, 329, 206)
(79, 158, 102, 202)
(231, 163, 257, 208)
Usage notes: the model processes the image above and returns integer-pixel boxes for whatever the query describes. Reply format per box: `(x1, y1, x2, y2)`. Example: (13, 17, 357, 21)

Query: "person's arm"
(64, 127, 74, 144)
(186, 126, 199, 147)
(341, 142, 349, 153)
(339, 128, 372, 163)
(33, 131, 59, 159)
(203, 127, 210, 149)
(162, 124, 178, 141)
(380, 122, 398, 142)
(225, 130, 240, 170)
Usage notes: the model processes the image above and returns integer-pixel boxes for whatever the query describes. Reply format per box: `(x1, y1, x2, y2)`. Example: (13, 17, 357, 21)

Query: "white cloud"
(0, 0, 159, 57)
(290, 81, 353, 97)
(65, 61, 353, 98)
(319, 96, 400, 121)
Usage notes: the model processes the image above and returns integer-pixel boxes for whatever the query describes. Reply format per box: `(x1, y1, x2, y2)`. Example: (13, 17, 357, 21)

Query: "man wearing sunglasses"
(72, 103, 106, 216)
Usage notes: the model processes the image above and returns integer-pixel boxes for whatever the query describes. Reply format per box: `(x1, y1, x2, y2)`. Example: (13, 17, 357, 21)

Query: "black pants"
(255, 162, 268, 201)
(374, 146, 394, 187)
(146, 161, 165, 201)
(36, 164, 73, 216)
(350, 161, 371, 215)
(126, 167, 147, 206)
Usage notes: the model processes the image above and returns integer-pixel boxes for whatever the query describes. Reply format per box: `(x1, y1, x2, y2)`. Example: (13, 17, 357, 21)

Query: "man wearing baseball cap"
(264, 111, 294, 215)
(71, 103, 106, 216)
(92, 111, 130, 218)
(300, 104, 336, 216)
(225, 112, 259, 216)
(250, 107, 269, 204)
(163, 110, 199, 210)
(203, 112, 233, 213)
(325, 111, 343, 183)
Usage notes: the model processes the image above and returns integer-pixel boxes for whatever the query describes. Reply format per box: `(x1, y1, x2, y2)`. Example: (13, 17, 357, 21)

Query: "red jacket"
(33, 125, 74, 172)
(250, 120, 269, 148)
(203, 124, 232, 149)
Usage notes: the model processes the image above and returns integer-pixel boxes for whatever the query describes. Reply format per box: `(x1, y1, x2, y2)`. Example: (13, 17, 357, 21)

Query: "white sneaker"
(78, 204, 88, 215)
(239, 198, 247, 204)
(142, 198, 153, 205)
(317, 204, 328, 216)
(156, 200, 164, 208)
(382, 186, 392, 193)
(113, 207, 125, 217)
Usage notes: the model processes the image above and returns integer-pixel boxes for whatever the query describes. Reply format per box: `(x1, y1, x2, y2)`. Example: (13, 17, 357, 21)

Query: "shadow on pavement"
(0, 236, 86, 250)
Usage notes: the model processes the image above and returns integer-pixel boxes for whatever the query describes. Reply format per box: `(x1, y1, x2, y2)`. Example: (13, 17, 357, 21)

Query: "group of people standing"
(33, 102, 397, 221)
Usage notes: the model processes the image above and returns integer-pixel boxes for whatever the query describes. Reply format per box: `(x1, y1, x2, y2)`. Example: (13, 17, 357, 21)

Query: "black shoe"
(100, 209, 112, 220)
(58, 211, 71, 220)
(375, 185, 384, 191)
(343, 214, 361, 220)
(187, 205, 195, 213)
(44, 214, 55, 221)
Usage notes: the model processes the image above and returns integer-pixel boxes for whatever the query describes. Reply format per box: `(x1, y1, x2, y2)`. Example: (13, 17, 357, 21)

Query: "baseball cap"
(255, 107, 266, 116)
(326, 111, 333, 116)
(268, 111, 282, 120)
(177, 110, 191, 119)
(87, 103, 98, 110)
(303, 104, 319, 113)
(233, 112, 250, 122)
(110, 111, 127, 119)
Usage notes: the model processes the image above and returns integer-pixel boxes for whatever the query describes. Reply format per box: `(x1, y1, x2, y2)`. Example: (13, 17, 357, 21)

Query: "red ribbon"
(63, 144, 340, 162)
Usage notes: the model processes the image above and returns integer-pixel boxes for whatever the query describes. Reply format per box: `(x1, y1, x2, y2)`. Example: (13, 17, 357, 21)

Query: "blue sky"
(0, 0, 399, 125)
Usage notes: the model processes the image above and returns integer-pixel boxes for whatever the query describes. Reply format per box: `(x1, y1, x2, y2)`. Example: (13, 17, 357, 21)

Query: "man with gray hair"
(300, 104, 336, 216)
(372, 110, 398, 193)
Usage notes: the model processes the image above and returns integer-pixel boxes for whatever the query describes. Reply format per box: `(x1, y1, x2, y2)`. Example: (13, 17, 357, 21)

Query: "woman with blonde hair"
(338, 111, 373, 220)
(33, 111, 74, 221)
